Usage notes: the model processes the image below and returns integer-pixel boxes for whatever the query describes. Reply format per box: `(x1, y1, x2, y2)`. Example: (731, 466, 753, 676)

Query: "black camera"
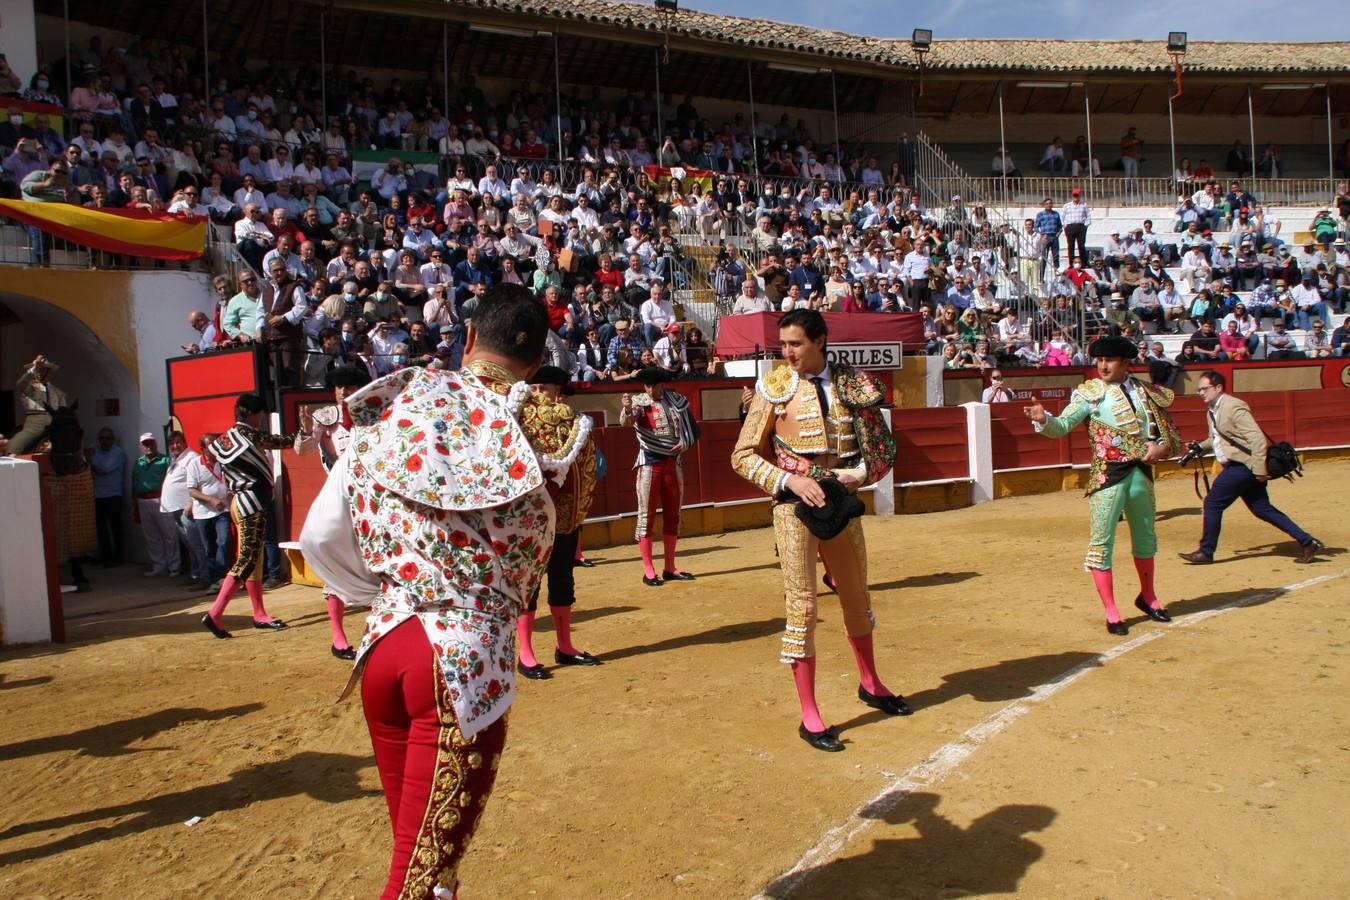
(1178, 441, 1204, 465)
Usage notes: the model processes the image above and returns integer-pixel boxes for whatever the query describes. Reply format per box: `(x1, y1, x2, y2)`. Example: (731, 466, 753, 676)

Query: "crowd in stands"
(3, 34, 1350, 380)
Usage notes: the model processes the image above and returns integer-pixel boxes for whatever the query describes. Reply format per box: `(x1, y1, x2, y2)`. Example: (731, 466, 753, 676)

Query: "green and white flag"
(351, 150, 439, 189)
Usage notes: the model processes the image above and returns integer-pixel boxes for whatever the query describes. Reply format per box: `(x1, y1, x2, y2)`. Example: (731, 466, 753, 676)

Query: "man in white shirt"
(401, 216, 443, 262)
(159, 431, 210, 587)
(232, 174, 267, 212)
(639, 283, 676, 345)
(233, 204, 275, 270)
(570, 194, 600, 237)
(477, 163, 511, 209)
(371, 158, 407, 202)
(369, 317, 408, 375)
(732, 278, 773, 315)
(996, 308, 1028, 350)
(1180, 245, 1211, 293)
(1188, 184, 1216, 226)
(1289, 273, 1329, 330)
(652, 324, 690, 375)
(900, 240, 932, 308)
(419, 248, 454, 294)
(265, 145, 295, 186)
(622, 223, 658, 267)
(184, 436, 230, 586)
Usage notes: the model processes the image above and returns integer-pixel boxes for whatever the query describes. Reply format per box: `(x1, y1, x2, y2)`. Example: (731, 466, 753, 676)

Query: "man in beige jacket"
(1178, 370, 1322, 565)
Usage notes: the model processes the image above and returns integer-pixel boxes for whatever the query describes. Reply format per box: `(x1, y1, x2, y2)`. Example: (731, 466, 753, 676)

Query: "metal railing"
(921, 175, 1340, 209)
(0, 220, 236, 275)
(912, 132, 1034, 321)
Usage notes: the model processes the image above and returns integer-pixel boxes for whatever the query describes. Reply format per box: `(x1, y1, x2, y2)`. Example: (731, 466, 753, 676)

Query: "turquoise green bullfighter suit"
(1035, 377, 1182, 571)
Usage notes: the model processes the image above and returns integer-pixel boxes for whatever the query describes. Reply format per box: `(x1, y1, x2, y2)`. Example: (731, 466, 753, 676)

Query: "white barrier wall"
(0, 458, 51, 644)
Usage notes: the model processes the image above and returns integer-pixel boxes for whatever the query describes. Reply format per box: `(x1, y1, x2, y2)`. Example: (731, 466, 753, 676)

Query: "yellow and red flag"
(0, 200, 207, 260)
(641, 165, 715, 199)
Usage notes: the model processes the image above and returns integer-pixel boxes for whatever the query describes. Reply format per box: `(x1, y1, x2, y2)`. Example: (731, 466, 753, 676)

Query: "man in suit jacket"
(1178, 370, 1322, 565)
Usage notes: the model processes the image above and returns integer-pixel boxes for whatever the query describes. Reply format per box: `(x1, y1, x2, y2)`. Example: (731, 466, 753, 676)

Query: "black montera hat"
(633, 366, 672, 385)
(1089, 335, 1138, 359)
(793, 477, 866, 540)
(529, 365, 574, 393)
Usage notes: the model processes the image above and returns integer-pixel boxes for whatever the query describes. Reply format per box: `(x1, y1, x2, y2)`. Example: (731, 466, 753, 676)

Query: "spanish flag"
(641, 165, 715, 199)
(0, 200, 208, 260)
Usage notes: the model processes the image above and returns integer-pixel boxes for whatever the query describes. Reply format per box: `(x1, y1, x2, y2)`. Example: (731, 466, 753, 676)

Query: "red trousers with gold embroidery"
(361, 619, 509, 899)
(634, 456, 683, 540)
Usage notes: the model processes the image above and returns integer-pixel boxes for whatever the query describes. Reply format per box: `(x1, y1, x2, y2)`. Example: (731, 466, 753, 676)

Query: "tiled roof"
(910, 38, 1350, 75)
(443, 0, 898, 63)
(441, 0, 1350, 76)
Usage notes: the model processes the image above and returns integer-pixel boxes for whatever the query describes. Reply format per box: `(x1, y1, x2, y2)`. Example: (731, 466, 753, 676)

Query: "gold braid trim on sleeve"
(732, 391, 792, 497)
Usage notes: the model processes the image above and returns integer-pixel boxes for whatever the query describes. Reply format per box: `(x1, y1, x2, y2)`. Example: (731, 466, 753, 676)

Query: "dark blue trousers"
(1200, 462, 1312, 556)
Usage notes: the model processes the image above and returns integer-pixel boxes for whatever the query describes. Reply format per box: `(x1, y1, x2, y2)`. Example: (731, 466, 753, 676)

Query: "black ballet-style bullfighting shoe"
(1106, 620, 1129, 636)
(642, 574, 664, 587)
(252, 618, 288, 630)
(662, 570, 696, 582)
(573, 557, 596, 568)
(1134, 594, 1172, 623)
(798, 724, 845, 752)
(858, 685, 913, 716)
(822, 573, 836, 593)
(518, 661, 553, 680)
(331, 645, 357, 660)
(201, 613, 232, 639)
(554, 649, 602, 667)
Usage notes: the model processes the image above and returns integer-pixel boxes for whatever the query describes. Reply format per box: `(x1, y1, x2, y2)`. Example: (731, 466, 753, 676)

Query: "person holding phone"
(981, 371, 1015, 403)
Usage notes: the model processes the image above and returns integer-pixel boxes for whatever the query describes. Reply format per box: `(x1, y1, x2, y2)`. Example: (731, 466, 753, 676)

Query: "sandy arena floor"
(1, 462, 1348, 899)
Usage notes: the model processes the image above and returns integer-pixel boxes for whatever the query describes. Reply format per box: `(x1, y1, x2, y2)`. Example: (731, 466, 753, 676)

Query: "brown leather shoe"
(1294, 539, 1324, 564)
(1177, 550, 1213, 564)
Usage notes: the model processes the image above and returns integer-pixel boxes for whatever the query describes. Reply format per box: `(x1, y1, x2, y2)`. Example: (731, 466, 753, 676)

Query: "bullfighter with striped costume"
(201, 392, 305, 638)
(619, 366, 701, 587)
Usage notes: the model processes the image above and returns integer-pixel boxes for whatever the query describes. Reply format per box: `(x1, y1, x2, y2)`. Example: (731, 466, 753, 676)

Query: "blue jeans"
(174, 510, 209, 582)
(1294, 303, 1329, 330)
(193, 514, 231, 581)
(1199, 462, 1312, 557)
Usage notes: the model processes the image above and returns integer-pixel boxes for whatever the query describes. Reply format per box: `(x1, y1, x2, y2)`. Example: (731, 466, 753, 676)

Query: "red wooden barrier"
(892, 407, 969, 483)
(989, 400, 1068, 471)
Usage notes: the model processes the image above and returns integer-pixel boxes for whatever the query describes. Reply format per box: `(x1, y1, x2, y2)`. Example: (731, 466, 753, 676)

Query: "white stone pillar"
(961, 401, 994, 505)
(0, 458, 53, 644)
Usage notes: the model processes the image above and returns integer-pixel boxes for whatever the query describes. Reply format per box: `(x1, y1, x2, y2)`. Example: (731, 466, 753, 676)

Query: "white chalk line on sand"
(754, 567, 1349, 899)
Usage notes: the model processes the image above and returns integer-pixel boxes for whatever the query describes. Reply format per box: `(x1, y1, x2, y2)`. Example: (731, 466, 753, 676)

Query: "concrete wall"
(1, 266, 215, 563)
(0, 457, 51, 644)
(0, 0, 39, 87)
